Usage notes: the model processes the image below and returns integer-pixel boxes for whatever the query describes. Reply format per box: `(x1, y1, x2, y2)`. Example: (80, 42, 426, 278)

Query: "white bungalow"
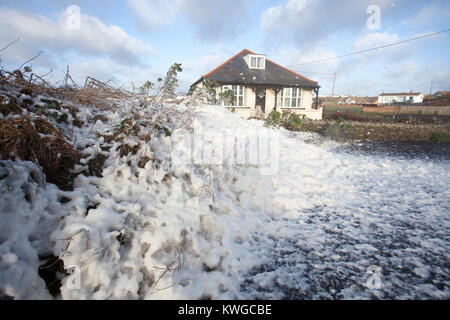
(190, 49, 322, 120)
(378, 92, 424, 105)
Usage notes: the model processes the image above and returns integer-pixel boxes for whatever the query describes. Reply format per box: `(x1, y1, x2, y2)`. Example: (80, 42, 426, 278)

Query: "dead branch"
(63, 65, 79, 89)
(0, 36, 21, 53)
(105, 76, 115, 85)
(18, 51, 42, 71)
(29, 72, 51, 86)
(40, 68, 53, 79)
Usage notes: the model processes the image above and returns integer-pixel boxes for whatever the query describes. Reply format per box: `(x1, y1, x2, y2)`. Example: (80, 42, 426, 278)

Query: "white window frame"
(232, 85, 246, 107)
(277, 87, 303, 109)
(217, 85, 246, 107)
(245, 54, 266, 70)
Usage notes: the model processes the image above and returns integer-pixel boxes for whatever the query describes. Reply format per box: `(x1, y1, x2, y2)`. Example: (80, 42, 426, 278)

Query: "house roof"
(191, 49, 319, 89)
(379, 92, 423, 96)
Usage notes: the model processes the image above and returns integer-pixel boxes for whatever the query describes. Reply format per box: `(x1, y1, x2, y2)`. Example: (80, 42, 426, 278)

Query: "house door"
(256, 89, 266, 115)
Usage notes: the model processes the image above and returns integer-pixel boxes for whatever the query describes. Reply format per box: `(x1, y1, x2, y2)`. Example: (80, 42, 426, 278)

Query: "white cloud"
(350, 30, 441, 67)
(0, 4, 237, 94)
(405, 3, 450, 28)
(270, 28, 447, 96)
(127, 0, 178, 30)
(260, 0, 308, 31)
(261, 0, 394, 48)
(176, 0, 251, 41)
(0, 8, 153, 68)
(126, 0, 251, 41)
(384, 59, 420, 80)
(66, 57, 161, 90)
(185, 51, 234, 75)
(351, 31, 402, 63)
(276, 46, 339, 72)
(353, 31, 398, 49)
(381, 58, 450, 93)
(274, 46, 339, 94)
(178, 46, 238, 91)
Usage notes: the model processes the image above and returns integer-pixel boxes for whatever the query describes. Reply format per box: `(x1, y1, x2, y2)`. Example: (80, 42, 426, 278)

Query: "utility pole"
(427, 81, 433, 106)
(331, 72, 336, 107)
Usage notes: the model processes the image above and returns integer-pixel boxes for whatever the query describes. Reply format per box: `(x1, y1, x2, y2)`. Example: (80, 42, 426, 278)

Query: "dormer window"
(244, 54, 265, 69)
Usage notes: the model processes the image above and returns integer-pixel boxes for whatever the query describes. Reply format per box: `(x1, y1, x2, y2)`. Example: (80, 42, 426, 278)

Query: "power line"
(286, 28, 450, 68)
(291, 70, 432, 88)
(298, 71, 433, 95)
(303, 29, 450, 58)
(290, 70, 335, 75)
(287, 31, 450, 69)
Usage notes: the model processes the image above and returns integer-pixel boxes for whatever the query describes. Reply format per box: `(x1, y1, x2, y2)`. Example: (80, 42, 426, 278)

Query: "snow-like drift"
(1, 102, 449, 299)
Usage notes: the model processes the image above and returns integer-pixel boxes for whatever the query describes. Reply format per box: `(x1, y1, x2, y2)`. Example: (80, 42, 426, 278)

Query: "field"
(323, 105, 450, 123)
(297, 106, 450, 142)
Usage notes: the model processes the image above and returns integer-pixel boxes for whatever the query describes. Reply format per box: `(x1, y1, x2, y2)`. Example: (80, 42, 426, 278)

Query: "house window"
(232, 85, 245, 106)
(245, 54, 265, 69)
(257, 57, 264, 68)
(277, 87, 303, 108)
(218, 85, 246, 106)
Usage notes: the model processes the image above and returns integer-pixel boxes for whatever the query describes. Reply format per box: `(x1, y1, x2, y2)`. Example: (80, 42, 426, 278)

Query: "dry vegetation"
(0, 65, 133, 109)
(0, 44, 198, 298)
(424, 92, 450, 106)
(0, 117, 80, 189)
(0, 67, 88, 189)
(0, 44, 195, 193)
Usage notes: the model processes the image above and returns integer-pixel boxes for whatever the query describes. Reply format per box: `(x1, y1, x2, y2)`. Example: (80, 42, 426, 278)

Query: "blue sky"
(0, 0, 449, 96)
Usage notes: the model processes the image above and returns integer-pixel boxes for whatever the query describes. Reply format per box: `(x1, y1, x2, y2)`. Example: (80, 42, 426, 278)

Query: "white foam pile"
(0, 96, 449, 299)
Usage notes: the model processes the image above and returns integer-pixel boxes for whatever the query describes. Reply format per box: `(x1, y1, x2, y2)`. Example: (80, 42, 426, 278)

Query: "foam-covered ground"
(1, 101, 449, 299)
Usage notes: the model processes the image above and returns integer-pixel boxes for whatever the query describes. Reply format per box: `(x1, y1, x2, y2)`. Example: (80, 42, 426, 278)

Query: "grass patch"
(323, 106, 381, 122)
(430, 132, 447, 142)
(325, 117, 356, 141)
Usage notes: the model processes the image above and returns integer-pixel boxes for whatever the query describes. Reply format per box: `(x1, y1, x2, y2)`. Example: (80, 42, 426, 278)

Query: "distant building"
(378, 92, 424, 105)
(345, 97, 355, 104)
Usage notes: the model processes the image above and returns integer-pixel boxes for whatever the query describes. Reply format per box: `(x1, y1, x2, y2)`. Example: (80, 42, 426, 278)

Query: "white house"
(190, 49, 323, 120)
(378, 92, 424, 105)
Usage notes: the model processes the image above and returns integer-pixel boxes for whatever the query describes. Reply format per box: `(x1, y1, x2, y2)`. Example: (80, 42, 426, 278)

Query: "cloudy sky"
(0, 0, 449, 96)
